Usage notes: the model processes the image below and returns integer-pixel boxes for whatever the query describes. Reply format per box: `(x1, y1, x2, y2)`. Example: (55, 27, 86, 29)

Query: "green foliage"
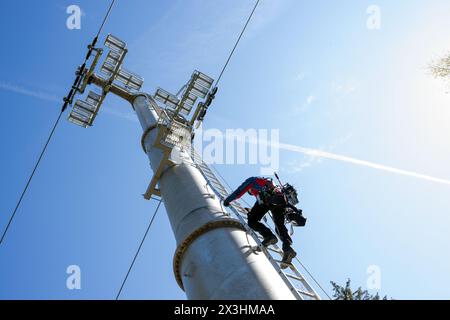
(429, 53, 450, 79)
(330, 279, 388, 300)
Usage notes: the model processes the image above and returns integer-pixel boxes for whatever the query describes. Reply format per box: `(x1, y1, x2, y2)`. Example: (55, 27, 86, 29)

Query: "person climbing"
(223, 176, 298, 268)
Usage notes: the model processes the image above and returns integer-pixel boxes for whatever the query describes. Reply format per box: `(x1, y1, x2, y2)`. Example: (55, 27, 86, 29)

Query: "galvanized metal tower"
(66, 34, 320, 300)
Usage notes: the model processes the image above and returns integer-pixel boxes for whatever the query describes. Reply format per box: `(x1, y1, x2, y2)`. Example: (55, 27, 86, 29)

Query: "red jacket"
(225, 177, 279, 203)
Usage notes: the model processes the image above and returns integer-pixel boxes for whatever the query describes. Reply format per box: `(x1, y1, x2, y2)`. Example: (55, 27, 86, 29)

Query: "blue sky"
(1, 0, 450, 300)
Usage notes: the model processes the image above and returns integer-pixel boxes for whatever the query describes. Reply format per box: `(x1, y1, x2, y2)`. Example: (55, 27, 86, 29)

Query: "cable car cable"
(215, 0, 261, 87)
(116, 199, 163, 300)
(0, 0, 117, 245)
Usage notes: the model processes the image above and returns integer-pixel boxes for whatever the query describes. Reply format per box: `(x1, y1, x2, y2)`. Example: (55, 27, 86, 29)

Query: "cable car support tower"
(65, 33, 321, 300)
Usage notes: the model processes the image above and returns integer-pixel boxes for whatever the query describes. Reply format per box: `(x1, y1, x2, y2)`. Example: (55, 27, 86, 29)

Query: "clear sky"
(1, 0, 450, 300)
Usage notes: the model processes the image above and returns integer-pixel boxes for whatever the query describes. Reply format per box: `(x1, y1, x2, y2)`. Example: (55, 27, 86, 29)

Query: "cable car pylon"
(63, 31, 321, 299)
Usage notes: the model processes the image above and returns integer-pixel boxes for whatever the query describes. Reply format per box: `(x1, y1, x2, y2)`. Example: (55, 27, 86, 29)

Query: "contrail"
(0, 81, 60, 103)
(273, 141, 450, 186)
(226, 134, 450, 186)
(0, 81, 137, 123)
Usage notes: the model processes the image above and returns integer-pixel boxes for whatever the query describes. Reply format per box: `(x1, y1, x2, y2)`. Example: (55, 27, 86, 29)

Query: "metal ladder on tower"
(190, 148, 321, 300)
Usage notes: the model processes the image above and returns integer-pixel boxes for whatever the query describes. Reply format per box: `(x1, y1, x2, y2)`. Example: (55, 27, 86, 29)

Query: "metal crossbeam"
(176, 71, 214, 116)
(105, 34, 126, 54)
(68, 98, 100, 127)
(154, 88, 180, 109)
(67, 34, 144, 129)
(116, 68, 144, 91)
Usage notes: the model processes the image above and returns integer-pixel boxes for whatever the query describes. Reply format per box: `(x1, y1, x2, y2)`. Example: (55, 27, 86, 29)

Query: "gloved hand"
(223, 199, 230, 207)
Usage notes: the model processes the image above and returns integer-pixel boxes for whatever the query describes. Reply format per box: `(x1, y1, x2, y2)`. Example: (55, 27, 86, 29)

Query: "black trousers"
(247, 201, 293, 251)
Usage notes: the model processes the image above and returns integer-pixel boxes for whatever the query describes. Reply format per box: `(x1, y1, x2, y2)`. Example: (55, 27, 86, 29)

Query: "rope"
(215, 0, 261, 87)
(0, 0, 116, 245)
(116, 199, 163, 300)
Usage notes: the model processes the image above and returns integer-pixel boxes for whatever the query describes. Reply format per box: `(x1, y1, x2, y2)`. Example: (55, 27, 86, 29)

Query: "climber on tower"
(223, 176, 300, 268)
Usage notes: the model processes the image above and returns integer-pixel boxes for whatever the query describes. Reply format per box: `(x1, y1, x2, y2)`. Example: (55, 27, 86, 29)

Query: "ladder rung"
(200, 166, 214, 173)
(200, 167, 213, 174)
(210, 179, 224, 186)
(199, 166, 213, 174)
(208, 181, 225, 190)
(296, 289, 318, 298)
(201, 168, 220, 180)
(215, 185, 228, 194)
(274, 259, 294, 268)
(207, 178, 222, 187)
(285, 273, 303, 281)
(203, 171, 217, 180)
(200, 174, 228, 193)
(217, 192, 227, 198)
(213, 189, 227, 197)
(201, 166, 214, 172)
(267, 247, 283, 255)
(273, 259, 283, 264)
(208, 178, 225, 189)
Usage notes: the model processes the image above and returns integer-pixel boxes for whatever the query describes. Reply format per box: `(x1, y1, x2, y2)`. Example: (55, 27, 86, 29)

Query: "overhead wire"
(112, 0, 330, 300)
(3, 0, 329, 300)
(96, 0, 116, 39)
(186, 0, 331, 296)
(215, 0, 261, 87)
(0, 0, 117, 245)
(116, 199, 163, 300)
(0, 112, 63, 245)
